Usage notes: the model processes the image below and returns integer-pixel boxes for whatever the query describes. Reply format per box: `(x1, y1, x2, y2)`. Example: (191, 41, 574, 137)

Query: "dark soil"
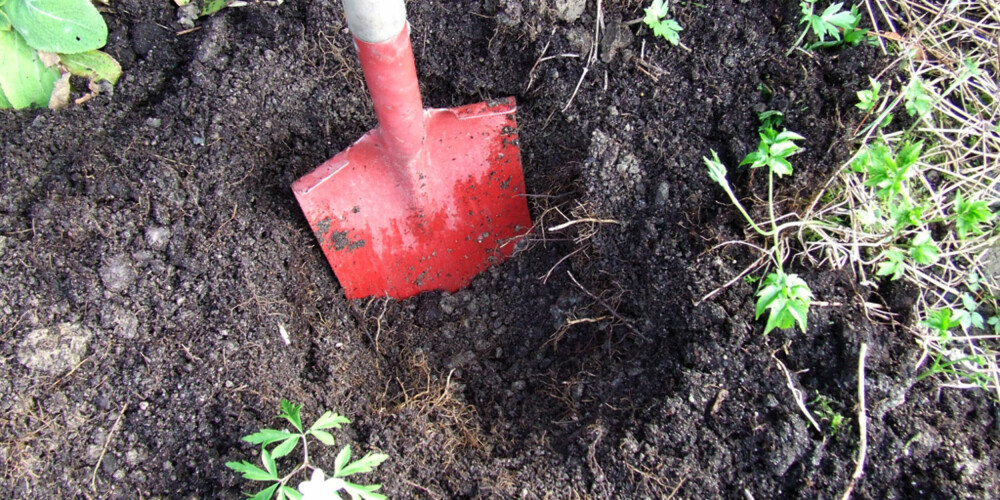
(2, 0, 999, 498)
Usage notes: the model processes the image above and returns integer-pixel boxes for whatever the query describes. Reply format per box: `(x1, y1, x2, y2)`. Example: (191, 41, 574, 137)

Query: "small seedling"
(810, 395, 848, 435)
(789, 0, 866, 54)
(226, 400, 389, 500)
(908, 230, 940, 266)
(952, 193, 994, 240)
(756, 269, 813, 335)
(904, 77, 934, 118)
(0, 0, 120, 109)
(643, 0, 683, 46)
(740, 127, 805, 177)
(855, 77, 881, 113)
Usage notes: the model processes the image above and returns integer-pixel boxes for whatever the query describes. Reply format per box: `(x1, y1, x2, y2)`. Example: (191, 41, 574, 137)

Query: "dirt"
(2, 0, 999, 498)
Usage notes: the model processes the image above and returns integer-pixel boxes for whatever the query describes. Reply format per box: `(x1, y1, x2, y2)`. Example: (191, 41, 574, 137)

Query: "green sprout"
(952, 192, 994, 240)
(643, 0, 683, 46)
(226, 400, 389, 500)
(855, 77, 881, 113)
(904, 77, 934, 118)
(0, 0, 120, 109)
(908, 230, 940, 266)
(756, 269, 813, 335)
(810, 395, 848, 436)
(739, 127, 805, 177)
(788, 0, 866, 54)
(875, 248, 907, 280)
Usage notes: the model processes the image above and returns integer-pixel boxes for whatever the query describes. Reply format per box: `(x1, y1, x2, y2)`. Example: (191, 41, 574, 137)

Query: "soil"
(2, 0, 999, 498)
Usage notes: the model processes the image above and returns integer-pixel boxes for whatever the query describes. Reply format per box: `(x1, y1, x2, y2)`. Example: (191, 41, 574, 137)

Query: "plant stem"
(721, 183, 770, 236)
(769, 168, 784, 264)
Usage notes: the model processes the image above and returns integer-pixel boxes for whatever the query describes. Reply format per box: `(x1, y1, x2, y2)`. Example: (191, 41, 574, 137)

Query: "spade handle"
(342, 0, 425, 167)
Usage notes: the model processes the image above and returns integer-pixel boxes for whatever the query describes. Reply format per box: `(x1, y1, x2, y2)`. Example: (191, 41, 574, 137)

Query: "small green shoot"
(643, 0, 683, 46)
(226, 400, 388, 500)
(904, 78, 934, 118)
(740, 127, 805, 177)
(908, 230, 940, 266)
(756, 270, 813, 335)
(789, 0, 866, 54)
(952, 193, 994, 240)
(811, 395, 848, 436)
(855, 77, 881, 113)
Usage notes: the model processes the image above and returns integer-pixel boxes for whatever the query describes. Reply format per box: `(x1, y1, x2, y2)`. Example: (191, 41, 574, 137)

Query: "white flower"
(298, 468, 347, 500)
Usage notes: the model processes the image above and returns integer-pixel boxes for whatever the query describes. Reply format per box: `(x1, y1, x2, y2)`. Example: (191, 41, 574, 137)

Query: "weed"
(799, 2, 1000, 395)
(226, 400, 388, 500)
(643, 0, 683, 46)
(788, 0, 867, 55)
(704, 113, 817, 335)
(0, 0, 119, 109)
(810, 395, 848, 436)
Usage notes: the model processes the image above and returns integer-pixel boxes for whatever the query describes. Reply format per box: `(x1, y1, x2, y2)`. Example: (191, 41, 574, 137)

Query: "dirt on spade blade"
(1, 0, 998, 498)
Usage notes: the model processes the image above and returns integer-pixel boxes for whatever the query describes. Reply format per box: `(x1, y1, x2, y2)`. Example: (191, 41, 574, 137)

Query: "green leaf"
(904, 78, 933, 117)
(261, 449, 277, 478)
(908, 230, 940, 265)
(279, 400, 303, 432)
(309, 429, 336, 446)
(0, 28, 58, 109)
(643, 0, 669, 26)
(58, 49, 120, 84)
(310, 411, 351, 431)
(225, 460, 279, 482)
(875, 249, 906, 280)
(333, 445, 352, 477)
(243, 429, 294, 446)
(201, 0, 231, 17)
(3, 0, 108, 54)
(0, 9, 11, 31)
(953, 192, 993, 239)
(756, 271, 813, 335)
(652, 18, 682, 46)
(338, 452, 389, 477)
(856, 77, 881, 112)
(248, 483, 280, 500)
(280, 486, 303, 500)
(270, 435, 301, 459)
(0, 85, 11, 108)
(342, 482, 387, 500)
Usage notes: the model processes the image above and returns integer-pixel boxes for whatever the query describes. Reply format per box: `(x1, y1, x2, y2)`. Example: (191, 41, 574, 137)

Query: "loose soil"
(2, 0, 998, 498)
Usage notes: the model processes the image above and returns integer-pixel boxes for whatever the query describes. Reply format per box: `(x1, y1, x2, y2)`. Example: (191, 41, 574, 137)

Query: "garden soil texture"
(2, 0, 999, 498)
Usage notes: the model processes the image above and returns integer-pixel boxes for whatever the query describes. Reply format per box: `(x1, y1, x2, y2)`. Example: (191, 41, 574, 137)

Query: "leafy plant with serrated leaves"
(643, 0, 683, 46)
(788, 0, 867, 54)
(226, 400, 389, 500)
(704, 111, 818, 335)
(0, 0, 121, 109)
(756, 269, 813, 334)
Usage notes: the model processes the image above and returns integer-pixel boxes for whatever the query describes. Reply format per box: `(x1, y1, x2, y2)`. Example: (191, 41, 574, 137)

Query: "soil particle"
(17, 323, 93, 375)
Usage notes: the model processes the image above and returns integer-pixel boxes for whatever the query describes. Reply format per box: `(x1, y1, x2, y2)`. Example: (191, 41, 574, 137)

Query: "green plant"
(798, 1, 1000, 397)
(756, 269, 813, 334)
(0, 0, 120, 109)
(855, 77, 882, 113)
(704, 114, 816, 335)
(788, 0, 866, 54)
(811, 395, 848, 435)
(226, 400, 389, 500)
(952, 193, 994, 240)
(643, 0, 683, 46)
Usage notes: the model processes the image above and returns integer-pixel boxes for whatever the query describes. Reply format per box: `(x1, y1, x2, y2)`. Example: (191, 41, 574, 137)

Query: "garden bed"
(2, 0, 998, 497)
